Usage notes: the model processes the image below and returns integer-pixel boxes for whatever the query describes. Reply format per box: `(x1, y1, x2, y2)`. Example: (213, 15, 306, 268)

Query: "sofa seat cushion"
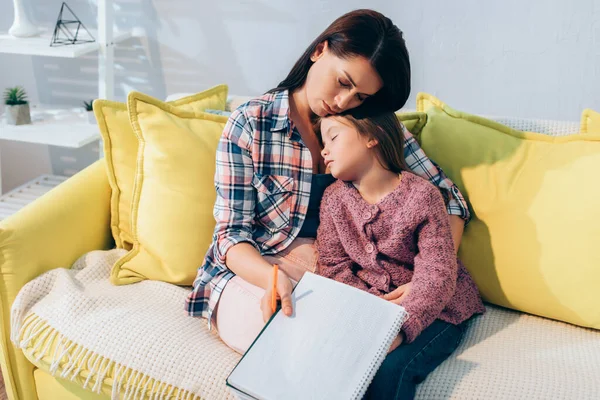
(12, 250, 600, 399)
(12, 249, 241, 400)
(416, 305, 600, 399)
(33, 369, 107, 400)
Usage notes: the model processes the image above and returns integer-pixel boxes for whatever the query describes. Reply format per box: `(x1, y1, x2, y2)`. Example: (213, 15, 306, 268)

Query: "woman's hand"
(382, 282, 412, 305)
(260, 269, 294, 323)
(448, 215, 464, 254)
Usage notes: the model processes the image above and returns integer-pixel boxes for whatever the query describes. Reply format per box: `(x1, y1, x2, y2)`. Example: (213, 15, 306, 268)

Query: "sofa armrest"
(0, 160, 113, 400)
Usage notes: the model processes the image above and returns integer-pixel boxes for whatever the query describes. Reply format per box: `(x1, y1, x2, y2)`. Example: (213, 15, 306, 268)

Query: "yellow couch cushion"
(110, 92, 228, 285)
(396, 111, 427, 134)
(93, 84, 228, 250)
(34, 369, 107, 400)
(414, 92, 600, 330)
(581, 108, 600, 134)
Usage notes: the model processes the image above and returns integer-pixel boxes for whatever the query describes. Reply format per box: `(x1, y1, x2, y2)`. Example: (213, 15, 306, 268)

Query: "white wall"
(1, 0, 599, 192)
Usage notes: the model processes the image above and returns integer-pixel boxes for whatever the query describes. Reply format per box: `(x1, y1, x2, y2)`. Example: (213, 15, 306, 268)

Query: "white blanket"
(11, 249, 241, 400)
(12, 248, 600, 400)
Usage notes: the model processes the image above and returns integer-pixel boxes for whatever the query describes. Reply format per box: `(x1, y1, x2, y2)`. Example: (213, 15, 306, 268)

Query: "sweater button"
(365, 243, 375, 253)
(363, 211, 372, 220)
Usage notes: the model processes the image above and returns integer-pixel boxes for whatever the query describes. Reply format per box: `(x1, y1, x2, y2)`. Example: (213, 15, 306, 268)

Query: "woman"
(186, 9, 471, 398)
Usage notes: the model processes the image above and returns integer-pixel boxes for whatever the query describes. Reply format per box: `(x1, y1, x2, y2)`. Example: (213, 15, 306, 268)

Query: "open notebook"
(226, 272, 409, 400)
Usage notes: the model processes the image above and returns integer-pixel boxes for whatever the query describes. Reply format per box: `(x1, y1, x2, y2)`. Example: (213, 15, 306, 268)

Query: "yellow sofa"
(2, 103, 600, 400)
(0, 161, 114, 399)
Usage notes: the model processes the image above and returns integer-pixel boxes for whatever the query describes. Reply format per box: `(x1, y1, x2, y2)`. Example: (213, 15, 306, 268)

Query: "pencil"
(271, 264, 279, 314)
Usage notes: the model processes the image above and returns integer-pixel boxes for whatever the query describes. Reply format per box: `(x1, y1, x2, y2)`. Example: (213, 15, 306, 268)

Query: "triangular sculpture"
(50, 2, 95, 47)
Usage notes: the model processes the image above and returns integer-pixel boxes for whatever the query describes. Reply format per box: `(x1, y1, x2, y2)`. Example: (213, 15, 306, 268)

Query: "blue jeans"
(365, 319, 468, 400)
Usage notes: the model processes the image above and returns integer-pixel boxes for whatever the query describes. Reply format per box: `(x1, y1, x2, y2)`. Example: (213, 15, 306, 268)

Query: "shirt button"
(363, 211, 372, 220)
(365, 243, 375, 253)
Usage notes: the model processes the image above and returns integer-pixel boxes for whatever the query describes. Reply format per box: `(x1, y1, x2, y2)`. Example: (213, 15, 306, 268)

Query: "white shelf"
(0, 106, 100, 148)
(0, 30, 131, 58)
(0, 174, 67, 220)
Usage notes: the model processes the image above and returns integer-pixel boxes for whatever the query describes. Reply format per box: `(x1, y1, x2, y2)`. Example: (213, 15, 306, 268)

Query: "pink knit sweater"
(316, 172, 485, 343)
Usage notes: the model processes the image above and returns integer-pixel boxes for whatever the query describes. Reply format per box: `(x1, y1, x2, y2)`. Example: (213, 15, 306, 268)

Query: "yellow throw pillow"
(93, 84, 228, 249)
(396, 111, 427, 134)
(415, 92, 600, 330)
(110, 92, 229, 285)
(581, 108, 600, 134)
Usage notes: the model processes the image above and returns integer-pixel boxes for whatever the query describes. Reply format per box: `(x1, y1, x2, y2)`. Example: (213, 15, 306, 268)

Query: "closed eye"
(338, 78, 350, 88)
(338, 78, 366, 102)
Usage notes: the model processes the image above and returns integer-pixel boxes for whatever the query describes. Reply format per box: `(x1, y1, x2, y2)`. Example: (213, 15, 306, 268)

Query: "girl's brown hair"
(269, 9, 411, 113)
(319, 112, 408, 174)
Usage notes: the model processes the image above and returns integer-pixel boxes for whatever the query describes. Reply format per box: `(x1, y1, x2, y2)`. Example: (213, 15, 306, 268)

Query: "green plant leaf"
(3, 86, 28, 105)
(82, 99, 95, 111)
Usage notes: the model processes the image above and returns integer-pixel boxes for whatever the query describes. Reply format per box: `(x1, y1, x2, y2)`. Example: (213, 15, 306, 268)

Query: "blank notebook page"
(227, 272, 408, 400)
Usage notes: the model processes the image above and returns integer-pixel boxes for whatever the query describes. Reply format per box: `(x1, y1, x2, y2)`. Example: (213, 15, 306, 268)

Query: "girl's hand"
(260, 269, 294, 323)
(388, 333, 403, 354)
(382, 282, 412, 305)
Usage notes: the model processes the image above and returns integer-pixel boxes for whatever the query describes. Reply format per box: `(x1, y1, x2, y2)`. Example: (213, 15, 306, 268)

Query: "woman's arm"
(211, 109, 285, 287)
(227, 242, 294, 321)
(449, 215, 464, 253)
(225, 243, 274, 288)
(212, 108, 295, 318)
(402, 126, 470, 249)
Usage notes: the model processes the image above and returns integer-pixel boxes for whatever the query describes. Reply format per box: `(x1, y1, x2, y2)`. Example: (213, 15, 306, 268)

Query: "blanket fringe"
(15, 313, 203, 400)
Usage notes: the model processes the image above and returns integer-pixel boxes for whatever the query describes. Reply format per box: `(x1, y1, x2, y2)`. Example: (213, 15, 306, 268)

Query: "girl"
(316, 111, 485, 400)
(186, 9, 472, 397)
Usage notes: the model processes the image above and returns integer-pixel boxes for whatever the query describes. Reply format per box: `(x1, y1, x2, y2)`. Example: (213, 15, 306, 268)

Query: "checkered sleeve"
(402, 126, 471, 224)
(212, 108, 261, 266)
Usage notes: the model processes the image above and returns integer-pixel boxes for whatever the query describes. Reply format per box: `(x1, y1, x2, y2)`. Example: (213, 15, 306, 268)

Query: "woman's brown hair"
(269, 9, 411, 113)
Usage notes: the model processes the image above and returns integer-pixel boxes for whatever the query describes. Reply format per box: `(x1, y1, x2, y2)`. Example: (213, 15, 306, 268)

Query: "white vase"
(5, 104, 32, 126)
(8, 0, 40, 38)
(87, 111, 97, 124)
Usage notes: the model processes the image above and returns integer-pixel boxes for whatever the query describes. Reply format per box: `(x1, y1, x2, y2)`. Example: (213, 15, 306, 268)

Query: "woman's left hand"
(382, 282, 412, 305)
(448, 215, 464, 254)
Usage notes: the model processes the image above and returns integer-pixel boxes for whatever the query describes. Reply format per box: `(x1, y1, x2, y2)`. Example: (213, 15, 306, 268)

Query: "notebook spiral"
(352, 308, 409, 399)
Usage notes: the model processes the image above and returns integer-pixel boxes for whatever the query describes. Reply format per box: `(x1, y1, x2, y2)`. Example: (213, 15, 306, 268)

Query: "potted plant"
(83, 100, 96, 124)
(3, 86, 31, 125)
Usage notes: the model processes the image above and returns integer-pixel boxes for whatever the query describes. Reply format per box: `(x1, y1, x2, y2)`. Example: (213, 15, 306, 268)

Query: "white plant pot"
(87, 111, 97, 124)
(5, 104, 32, 125)
(8, 0, 40, 38)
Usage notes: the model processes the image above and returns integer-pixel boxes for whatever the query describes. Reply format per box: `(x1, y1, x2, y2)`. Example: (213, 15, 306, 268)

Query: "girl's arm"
(316, 191, 370, 292)
(400, 185, 459, 343)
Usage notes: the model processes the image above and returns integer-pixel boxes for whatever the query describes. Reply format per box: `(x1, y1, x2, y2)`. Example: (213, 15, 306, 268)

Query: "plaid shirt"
(185, 90, 470, 326)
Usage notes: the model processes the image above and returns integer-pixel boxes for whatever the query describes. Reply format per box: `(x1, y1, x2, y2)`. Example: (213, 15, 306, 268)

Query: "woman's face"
(304, 42, 383, 117)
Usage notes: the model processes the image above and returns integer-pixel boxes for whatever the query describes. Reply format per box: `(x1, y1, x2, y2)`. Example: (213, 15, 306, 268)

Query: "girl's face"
(320, 116, 376, 181)
(304, 42, 383, 117)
